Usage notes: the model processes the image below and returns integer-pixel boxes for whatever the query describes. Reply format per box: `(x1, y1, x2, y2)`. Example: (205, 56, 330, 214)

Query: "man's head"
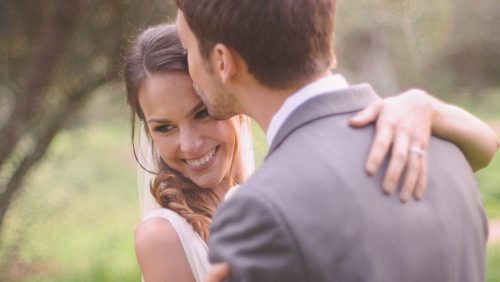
(176, 10, 239, 120)
(176, 0, 336, 117)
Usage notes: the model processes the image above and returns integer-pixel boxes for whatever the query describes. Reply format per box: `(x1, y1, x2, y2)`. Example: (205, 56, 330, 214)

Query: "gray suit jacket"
(208, 85, 488, 282)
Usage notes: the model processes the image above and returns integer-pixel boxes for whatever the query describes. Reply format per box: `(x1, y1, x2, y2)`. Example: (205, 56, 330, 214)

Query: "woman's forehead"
(139, 73, 201, 121)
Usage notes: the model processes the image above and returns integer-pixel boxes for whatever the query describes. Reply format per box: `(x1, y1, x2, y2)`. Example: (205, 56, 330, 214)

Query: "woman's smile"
(183, 146, 219, 171)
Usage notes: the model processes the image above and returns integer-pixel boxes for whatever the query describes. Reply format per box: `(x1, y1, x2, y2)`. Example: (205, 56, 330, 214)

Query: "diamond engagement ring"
(409, 147, 425, 157)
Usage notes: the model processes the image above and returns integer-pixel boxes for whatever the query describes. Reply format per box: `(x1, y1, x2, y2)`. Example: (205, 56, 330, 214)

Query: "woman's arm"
(135, 218, 195, 282)
(430, 97, 499, 171)
(350, 89, 499, 202)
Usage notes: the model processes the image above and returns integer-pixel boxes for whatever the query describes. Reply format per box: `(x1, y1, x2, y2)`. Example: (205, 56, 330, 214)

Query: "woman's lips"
(184, 146, 219, 171)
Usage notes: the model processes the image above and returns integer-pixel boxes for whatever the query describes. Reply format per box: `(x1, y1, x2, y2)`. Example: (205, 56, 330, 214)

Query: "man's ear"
(212, 43, 238, 84)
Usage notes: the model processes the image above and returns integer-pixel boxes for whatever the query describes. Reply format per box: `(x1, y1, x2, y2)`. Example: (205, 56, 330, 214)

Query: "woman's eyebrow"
(147, 101, 205, 124)
(147, 117, 172, 124)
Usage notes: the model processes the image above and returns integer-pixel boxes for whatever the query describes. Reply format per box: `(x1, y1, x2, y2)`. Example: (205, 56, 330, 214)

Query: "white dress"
(143, 208, 211, 282)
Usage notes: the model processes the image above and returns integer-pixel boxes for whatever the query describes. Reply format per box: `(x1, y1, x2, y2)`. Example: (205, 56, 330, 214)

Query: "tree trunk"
(0, 77, 108, 237)
(0, 0, 80, 166)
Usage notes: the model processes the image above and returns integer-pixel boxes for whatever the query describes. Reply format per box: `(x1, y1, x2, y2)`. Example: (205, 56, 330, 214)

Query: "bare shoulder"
(134, 217, 195, 282)
(135, 217, 180, 250)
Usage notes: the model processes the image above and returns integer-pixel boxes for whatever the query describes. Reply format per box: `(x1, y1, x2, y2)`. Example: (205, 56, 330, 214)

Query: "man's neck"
(238, 70, 331, 132)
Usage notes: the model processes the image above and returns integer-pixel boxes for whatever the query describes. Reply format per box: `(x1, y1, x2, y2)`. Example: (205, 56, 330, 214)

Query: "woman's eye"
(195, 108, 209, 120)
(154, 124, 174, 133)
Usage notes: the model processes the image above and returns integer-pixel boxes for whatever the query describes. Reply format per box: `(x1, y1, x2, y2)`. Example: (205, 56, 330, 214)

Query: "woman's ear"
(213, 43, 238, 83)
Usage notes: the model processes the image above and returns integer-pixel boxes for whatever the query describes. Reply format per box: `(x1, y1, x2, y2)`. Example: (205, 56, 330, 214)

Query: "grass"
(0, 121, 141, 281)
(487, 244, 500, 282)
(477, 153, 500, 219)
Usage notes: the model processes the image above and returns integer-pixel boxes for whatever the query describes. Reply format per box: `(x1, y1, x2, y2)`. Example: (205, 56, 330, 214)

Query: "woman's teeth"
(185, 147, 217, 168)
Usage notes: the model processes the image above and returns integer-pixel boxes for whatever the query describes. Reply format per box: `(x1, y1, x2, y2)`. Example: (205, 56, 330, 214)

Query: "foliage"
(335, 0, 500, 97)
(251, 121, 268, 167)
(0, 121, 140, 281)
(0, 0, 176, 238)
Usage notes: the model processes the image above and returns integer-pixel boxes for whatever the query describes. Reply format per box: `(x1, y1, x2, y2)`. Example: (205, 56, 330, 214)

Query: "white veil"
(136, 125, 161, 219)
(136, 115, 255, 219)
(237, 115, 256, 181)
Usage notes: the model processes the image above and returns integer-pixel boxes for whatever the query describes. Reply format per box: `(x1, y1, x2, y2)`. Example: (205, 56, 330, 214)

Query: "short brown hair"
(176, 0, 336, 89)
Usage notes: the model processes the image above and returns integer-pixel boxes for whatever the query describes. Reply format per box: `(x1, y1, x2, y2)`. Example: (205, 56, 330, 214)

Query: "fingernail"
(400, 193, 409, 203)
(367, 162, 378, 175)
(366, 165, 375, 175)
(383, 182, 394, 193)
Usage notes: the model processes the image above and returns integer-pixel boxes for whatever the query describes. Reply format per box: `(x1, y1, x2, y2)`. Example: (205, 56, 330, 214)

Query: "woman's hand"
(350, 89, 434, 203)
(205, 263, 230, 282)
(350, 88, 499, 203)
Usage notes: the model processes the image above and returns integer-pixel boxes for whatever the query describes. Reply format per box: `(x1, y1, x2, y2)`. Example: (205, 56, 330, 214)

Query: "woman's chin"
(192, 176, 225, 191)
(192, 179, 214, 190)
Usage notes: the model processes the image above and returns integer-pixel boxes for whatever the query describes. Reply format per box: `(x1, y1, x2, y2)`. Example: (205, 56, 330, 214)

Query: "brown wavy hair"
(124, 24, 243, 241)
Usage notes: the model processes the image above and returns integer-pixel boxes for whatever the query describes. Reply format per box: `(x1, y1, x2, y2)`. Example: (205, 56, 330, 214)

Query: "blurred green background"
(0, 0, 499, 281)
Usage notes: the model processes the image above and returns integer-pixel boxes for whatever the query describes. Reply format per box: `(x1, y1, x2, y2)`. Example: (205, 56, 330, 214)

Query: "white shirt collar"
(266, 74, 349, 145)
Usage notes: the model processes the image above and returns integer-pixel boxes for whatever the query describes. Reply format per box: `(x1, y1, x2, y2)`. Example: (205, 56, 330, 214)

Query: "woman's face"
(139, 72, 236, 191)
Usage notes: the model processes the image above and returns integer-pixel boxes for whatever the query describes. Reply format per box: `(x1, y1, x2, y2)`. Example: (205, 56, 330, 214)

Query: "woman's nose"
(179, 127, 203, 154)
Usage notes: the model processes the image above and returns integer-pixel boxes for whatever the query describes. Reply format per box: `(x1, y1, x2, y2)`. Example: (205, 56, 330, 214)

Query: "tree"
(438, 0, 500, 93)
(0, 0, 175, 237)
(335, 0, 500, 96)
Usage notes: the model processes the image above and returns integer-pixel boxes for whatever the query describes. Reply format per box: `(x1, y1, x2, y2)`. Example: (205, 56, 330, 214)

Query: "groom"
(175, 0, 487, 281)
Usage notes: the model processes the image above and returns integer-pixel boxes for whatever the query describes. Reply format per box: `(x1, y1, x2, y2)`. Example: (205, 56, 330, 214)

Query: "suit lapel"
(267, 84, 381, 155)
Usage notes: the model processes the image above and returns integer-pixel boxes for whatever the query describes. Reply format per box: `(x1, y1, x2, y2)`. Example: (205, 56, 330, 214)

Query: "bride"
(123, 24, 499, 282)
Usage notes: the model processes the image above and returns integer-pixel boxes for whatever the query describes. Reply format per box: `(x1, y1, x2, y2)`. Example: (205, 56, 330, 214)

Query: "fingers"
(356, 91, 434, 202)
(350, 101, 382, 128)
(398, 150, 421, 203)
(414, 155, 428, 200)
(382, 131, 409, 194)
(365, 119, 395, 175)
(366, 127, 393, 175)
(205, 263, 230, 282)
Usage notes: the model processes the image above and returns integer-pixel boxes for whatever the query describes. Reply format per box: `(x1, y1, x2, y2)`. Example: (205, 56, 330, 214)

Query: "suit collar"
(266, 74, 349, 145)
(267, 84, 381, 155)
